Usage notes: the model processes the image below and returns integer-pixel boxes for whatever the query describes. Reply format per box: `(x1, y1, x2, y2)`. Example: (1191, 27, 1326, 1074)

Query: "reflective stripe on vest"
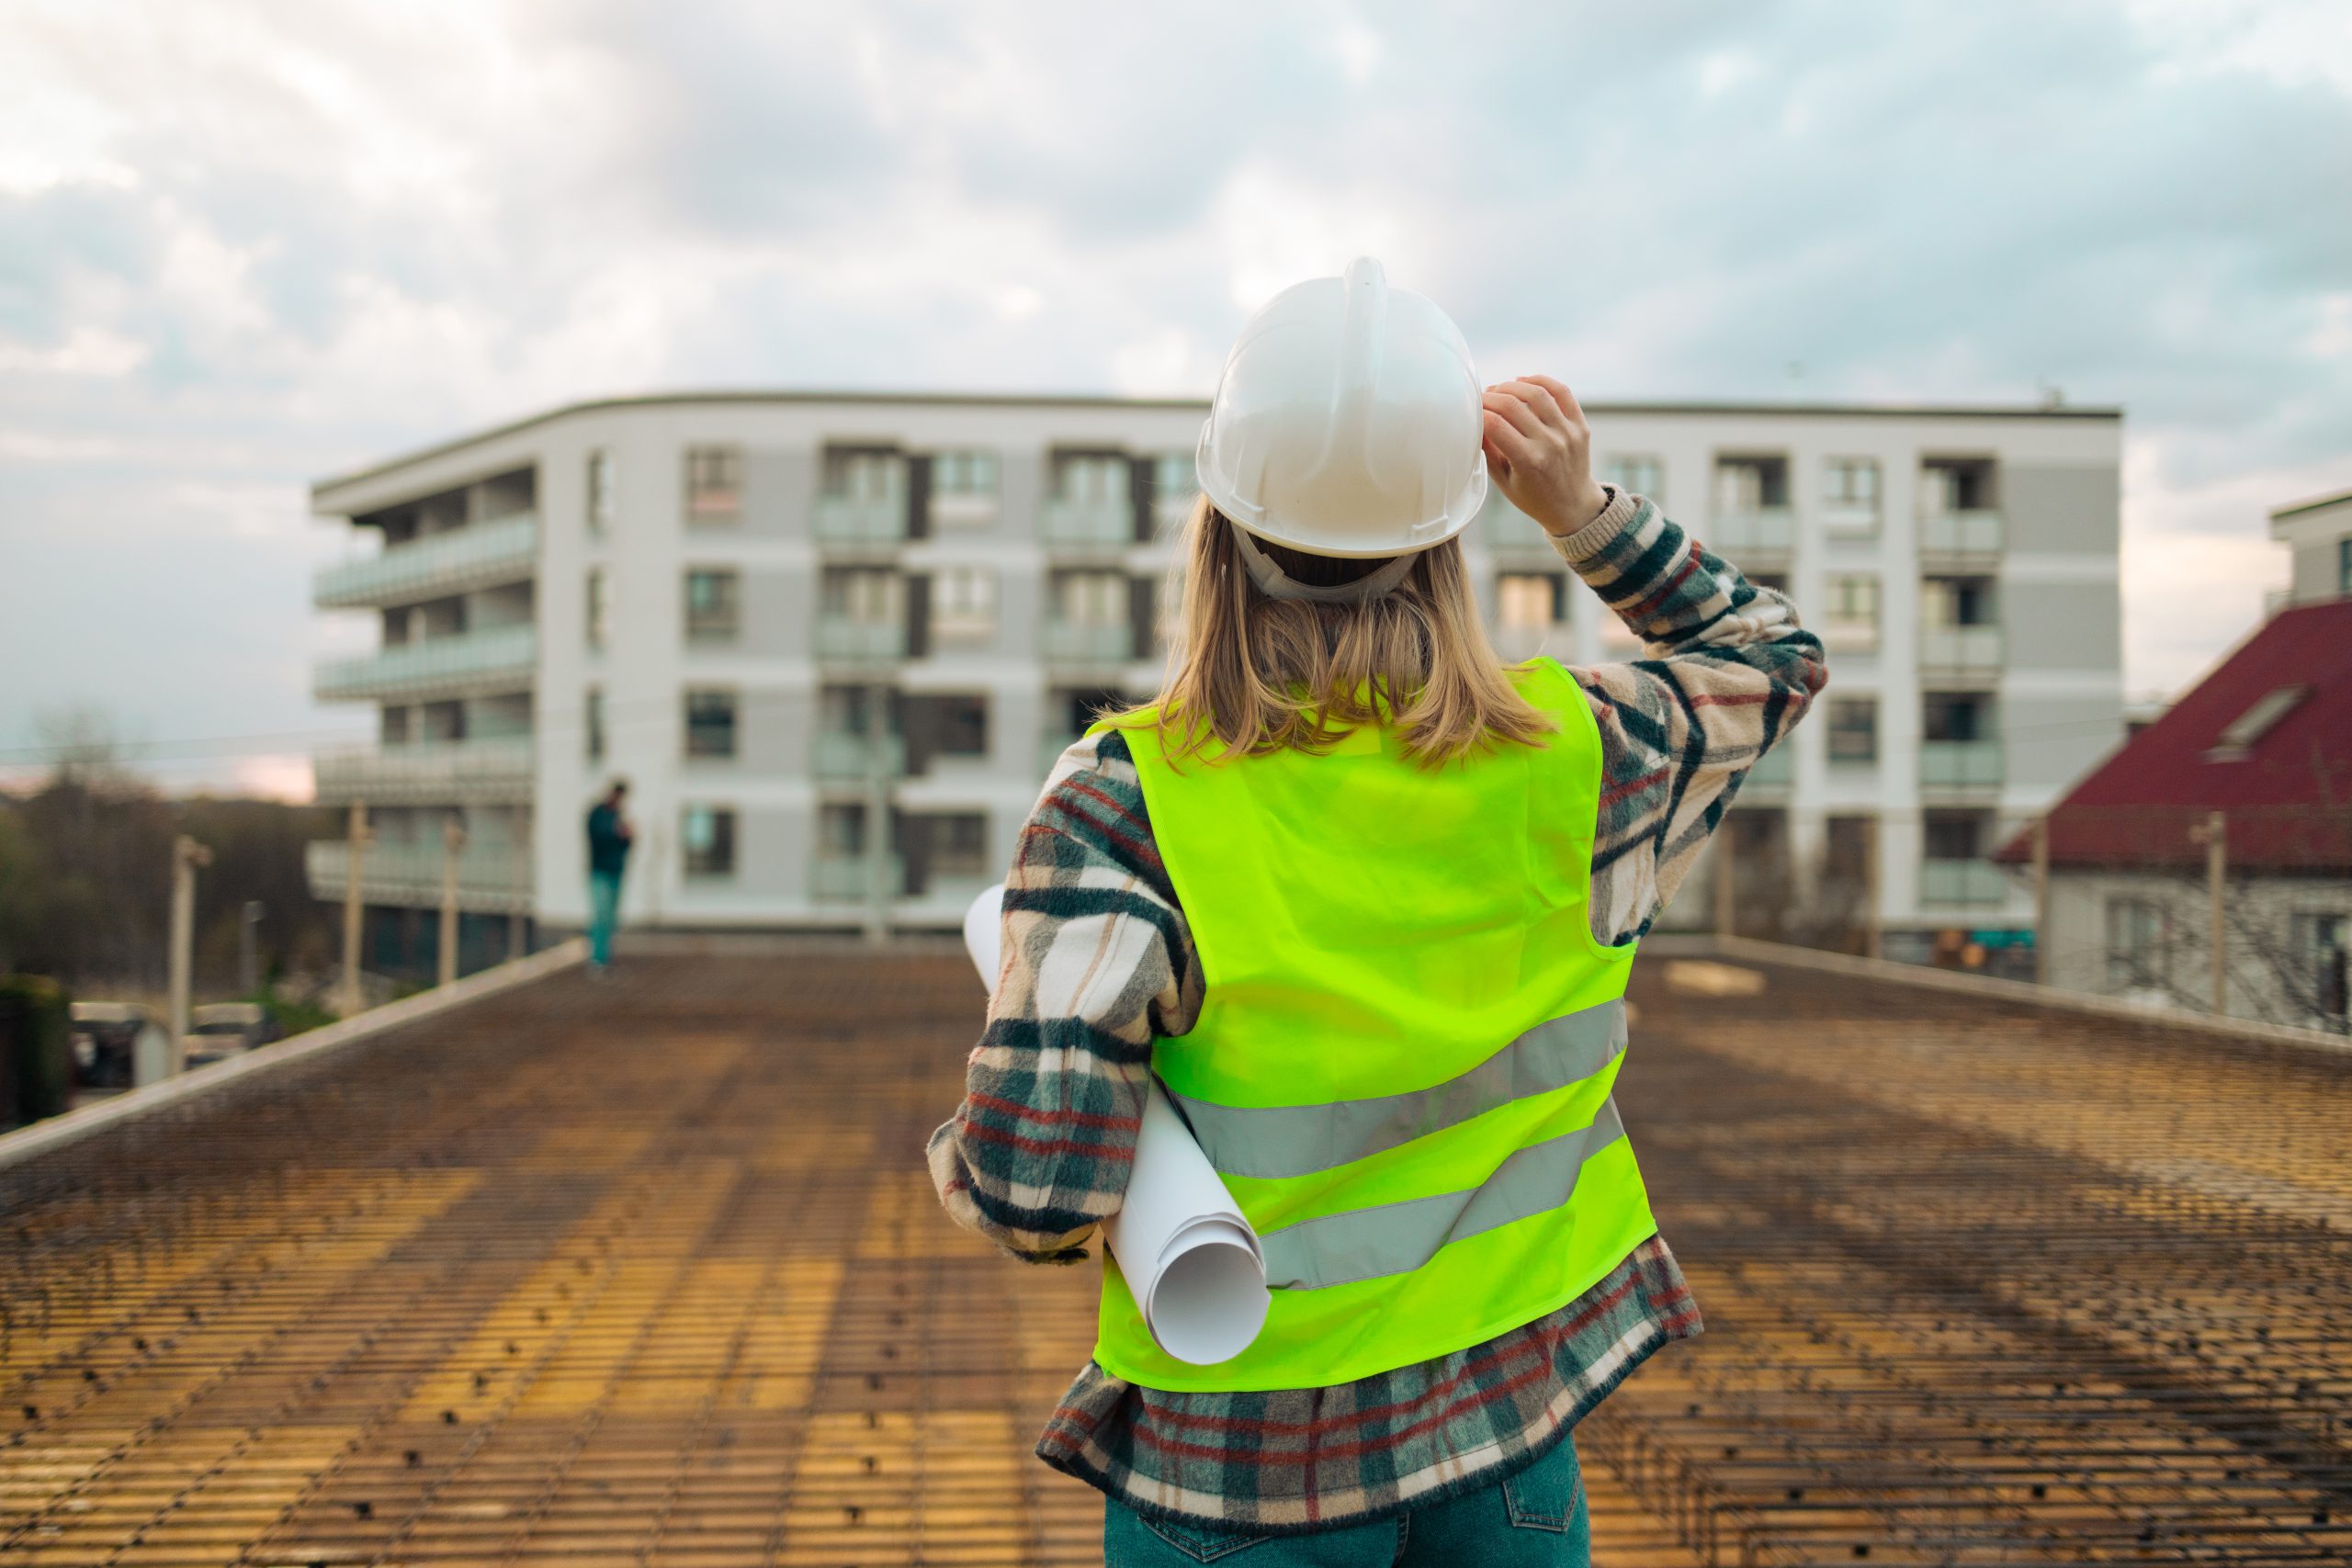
(1091, 659, 1660, 1393)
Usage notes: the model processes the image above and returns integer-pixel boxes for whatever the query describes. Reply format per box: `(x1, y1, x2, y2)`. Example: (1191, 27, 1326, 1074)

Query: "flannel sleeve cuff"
(1543, 483, 1640, 566)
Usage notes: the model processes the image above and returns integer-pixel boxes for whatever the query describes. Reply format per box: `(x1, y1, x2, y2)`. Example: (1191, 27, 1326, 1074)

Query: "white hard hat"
(1196, 255, 1487, 561)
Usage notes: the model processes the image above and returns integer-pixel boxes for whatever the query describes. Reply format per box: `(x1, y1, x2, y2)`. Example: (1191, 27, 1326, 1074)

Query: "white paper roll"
(962, 884, 1271, 1365)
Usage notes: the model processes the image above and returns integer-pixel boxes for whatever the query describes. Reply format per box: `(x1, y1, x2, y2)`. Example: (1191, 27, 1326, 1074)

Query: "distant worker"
(929, 258, 1826, 1562)
(584, 779, 633, 975)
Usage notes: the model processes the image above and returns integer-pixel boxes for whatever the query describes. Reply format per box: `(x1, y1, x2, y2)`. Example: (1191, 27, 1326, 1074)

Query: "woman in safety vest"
(930, 257, 1826, 1565)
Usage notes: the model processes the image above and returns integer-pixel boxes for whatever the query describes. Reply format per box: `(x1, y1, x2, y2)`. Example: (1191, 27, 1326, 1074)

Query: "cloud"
(0, 0, 2347, 791)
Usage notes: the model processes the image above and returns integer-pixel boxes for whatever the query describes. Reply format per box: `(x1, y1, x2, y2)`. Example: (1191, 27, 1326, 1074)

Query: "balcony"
(1743, 747, 1794, 794)
(1919, 858, 2011, 907)
(1820, 615, 1881, 655)
(315, 624, 537, 703)
(1041, 494, 1133, 547)
(812, 853, 903, 903)
(813, 731, 907, 781)
(314, 514, 538, 610)
(1492, 623, 1573, 664)
(1482, 496, 1551, 551)
(1919, 511, 2005, 562)
(306, 836, 533, 914)
(1040, 620, 1134, 665)
(1920, 738, 2004, 791)
(313, 737, 535, 806)
(815, 618, 906, 662)
(813, 474, 910, 545)
(1704, 509, 1795, 558)
(1919, 624, 2005, 675)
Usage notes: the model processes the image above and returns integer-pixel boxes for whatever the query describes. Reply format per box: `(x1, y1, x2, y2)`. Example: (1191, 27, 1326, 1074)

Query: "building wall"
(312, 396, 2125, 940)
(2045, 868, 2352, 1032)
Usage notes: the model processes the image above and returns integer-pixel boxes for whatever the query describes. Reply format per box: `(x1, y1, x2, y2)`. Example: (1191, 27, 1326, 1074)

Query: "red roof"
(1996, 597, 2352, 872)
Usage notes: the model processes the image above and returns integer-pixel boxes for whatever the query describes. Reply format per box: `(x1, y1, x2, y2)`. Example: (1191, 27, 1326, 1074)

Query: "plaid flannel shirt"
(927, 487, 1826, 1532)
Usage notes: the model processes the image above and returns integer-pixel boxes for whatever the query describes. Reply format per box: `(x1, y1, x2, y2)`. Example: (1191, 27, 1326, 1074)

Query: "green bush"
(0, 974, 73, 1128)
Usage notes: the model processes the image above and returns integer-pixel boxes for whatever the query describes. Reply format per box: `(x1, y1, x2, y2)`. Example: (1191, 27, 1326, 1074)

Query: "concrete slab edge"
(1695, 933, 2352, 1056)
(0, 939, 588, 1173)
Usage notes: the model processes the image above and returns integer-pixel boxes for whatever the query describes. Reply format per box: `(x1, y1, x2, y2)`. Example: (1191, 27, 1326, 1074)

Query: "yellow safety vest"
(1089, 659, 1657, 1392)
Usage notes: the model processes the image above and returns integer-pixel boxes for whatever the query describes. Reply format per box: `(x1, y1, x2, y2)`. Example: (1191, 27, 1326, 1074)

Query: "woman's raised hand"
(1480, 376, 1609, 539)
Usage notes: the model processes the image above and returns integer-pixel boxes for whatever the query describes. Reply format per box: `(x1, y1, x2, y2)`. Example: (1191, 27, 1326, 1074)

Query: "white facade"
(306, 392, 2124, 963)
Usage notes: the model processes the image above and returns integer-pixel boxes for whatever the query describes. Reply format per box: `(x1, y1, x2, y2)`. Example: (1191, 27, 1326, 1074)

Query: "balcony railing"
(1820, 616, 1881, 655)
(312, 737, 535, 805)
(315, 624, 537, 703)
(1919, 624, 2005, 674)
(1920, 738, 2004, 790)
(811, 853, 904, 903)
(813, 474, 910, 544)
(815, 618, 907, 661)
(1744, 747, 1794, 791)
(313, 514, 538, 609)
(1481, 496, 1547, 549)
(1704, 509, 1795, 557)
(1040, 620, 1134, 664)
(813, 731, 907, 781)
(1041, 494, 1134, 547)
(1919, 858, 2011, 907)
(1919, 510, 2005, 558)
(306, 836, 533, 914)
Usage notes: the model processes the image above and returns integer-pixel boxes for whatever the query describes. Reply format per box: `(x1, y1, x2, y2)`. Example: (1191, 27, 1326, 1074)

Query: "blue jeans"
(1104, 1433, 1589, 1566)
(587, 870, 623, 967)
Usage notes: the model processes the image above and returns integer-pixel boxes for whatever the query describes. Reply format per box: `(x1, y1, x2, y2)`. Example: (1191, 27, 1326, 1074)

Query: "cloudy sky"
(3, 0, 2348, 796)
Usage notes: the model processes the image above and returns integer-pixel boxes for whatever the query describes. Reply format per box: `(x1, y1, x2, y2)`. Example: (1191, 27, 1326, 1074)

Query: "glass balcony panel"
(813, 731, 907, 780)
(305, 836, 533, 913)
(811, 853, 903, 902)
(815, 618, 907, 661)
(1041, 495, 1134, 546)
(1918, 625, 2005, 672)
(1918, 511, 2005, 558)
(1919, 858, 2010, 906)
(1491, 623, 1572, 663)
(814, 468, 911, 543)
(312, 738, 535, 805)
(1704, 509, 1795, 557)
(1919, 738, 2005, 789)
(1745, 748, 1793, 790)
(1040, 621, 1134, 663)
(313, 515, 538, 608)
(315, 625, 537, 702)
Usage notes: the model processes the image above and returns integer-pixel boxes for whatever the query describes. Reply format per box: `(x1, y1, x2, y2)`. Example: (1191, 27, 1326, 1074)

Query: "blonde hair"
(1108, 497, 1555, 768)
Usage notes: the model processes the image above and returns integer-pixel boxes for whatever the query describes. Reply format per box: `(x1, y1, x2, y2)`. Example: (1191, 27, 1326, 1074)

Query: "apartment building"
(306, 392, 2123, 973)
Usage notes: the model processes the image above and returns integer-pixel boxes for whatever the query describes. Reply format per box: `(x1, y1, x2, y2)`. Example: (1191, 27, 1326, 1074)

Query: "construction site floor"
(2, 952, 2346, 1565)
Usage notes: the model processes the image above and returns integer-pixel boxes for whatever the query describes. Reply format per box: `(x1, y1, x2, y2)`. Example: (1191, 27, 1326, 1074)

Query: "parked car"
(187, 1002, 279, 1066)
(68, 1002, 165, 1089)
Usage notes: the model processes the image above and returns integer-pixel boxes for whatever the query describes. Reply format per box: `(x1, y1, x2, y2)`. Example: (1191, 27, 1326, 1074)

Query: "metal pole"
(1861, 814, 1882, 961)
(2030, 816, 2051, 987)
(2206, 809, 2227, 1016)
(438, 818, 466, 987)
(340, 802, 369, 1018)
(167, 835, 213, 1074)
(238, 899, 264, 996)
(1713, 823, 1736, 941)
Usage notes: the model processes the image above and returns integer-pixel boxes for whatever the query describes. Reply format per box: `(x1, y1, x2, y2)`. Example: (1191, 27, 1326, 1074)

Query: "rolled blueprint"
(963, 884, 1271, 1365)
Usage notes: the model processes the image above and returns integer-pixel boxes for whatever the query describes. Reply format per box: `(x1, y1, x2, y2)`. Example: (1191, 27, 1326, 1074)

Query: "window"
(683, 806, 737, 878)
(586, 448, 616, 535)
(1922, 810, 1987, 862)
(1498, 573, 1565, 630)
(2291, 913, 2349, 1021)
(585, 686, 605, 763)
(684, 689, 739, 759)
(685, 445, 742, 523)
(932, 565, 998, 643)
(1823, 457, 1879, 535)
(1826, 697, 1878, 763)
(2105, 897, 2168, 990)
(1057, 570, 1128, 626)
(1713, 454, 1788, 513)
(1825, 575, 1880, 626)
(820, 802, 867, 858)
(1922, 693, 1991, 742)
(822, 448, 899, 501)
(586, 569, 608, 650)
(1151, 452, 1197, 498)
(1056, 453, 1130, 503)
(931, 449, 999, 497)
(2207, 685, 2309, 761)
(1600, 455, 1663, 500)
(931, 813, 989, 878)
(822, 567, 900, 624)
(1923, 576, 1996, 627)
(1920, 457, 1997, 514)
(684, 569, 741, 643)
